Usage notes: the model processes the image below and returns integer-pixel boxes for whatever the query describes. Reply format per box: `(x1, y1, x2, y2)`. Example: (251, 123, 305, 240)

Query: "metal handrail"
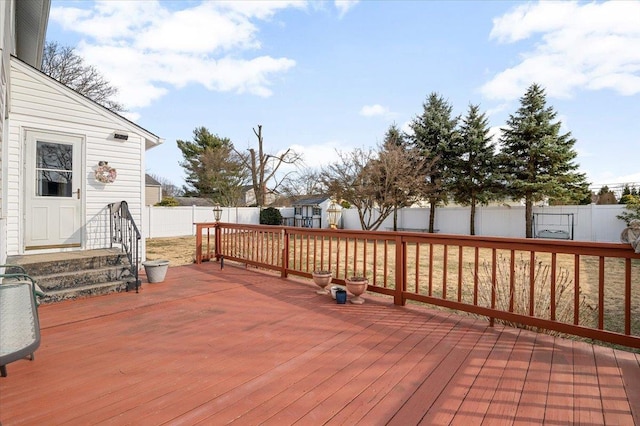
(108, 201, 141, 293)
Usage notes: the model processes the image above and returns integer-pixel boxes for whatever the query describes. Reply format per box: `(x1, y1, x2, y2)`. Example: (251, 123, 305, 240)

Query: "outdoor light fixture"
(212, 203, 222, 222)
(113, 131, 129, 141)
(327, 201, 341, 229)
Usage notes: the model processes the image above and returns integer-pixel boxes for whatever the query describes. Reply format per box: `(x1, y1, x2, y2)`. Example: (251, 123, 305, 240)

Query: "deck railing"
(195, 222, 640, 348)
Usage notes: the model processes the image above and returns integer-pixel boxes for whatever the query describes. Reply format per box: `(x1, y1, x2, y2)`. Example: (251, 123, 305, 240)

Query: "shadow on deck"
(1, 263, 639, 425)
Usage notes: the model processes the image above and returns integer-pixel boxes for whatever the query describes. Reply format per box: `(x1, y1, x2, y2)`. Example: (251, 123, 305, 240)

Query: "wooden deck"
(1, 263, 639, 425)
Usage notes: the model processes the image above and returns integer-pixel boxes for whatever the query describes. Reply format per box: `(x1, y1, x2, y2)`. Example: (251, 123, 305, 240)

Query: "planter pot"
(311, 271, 333, 295)
(143, 260, 169, 283)
(330, 286, 345, 300)
(345, 277, 368, 304)
(336, 289, 347, 304)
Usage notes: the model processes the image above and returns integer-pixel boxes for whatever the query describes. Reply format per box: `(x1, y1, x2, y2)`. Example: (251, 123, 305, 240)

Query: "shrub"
(260, 207, 282, 225)
(472, 255, 595, 335)
(156, 197, 179, 207)
(617, 199, 640, 226)
(619, 194, 640, 205)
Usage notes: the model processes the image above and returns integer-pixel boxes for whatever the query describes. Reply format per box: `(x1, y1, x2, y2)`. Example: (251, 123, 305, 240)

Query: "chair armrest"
(0, 273, 42, 305)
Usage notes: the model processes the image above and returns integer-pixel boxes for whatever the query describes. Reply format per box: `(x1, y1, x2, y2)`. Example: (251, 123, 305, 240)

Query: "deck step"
(40, 281, 129, 303)
(34, 266, 130, 292)
(6, 249, 126, 276)
(5, 249, 137, 304)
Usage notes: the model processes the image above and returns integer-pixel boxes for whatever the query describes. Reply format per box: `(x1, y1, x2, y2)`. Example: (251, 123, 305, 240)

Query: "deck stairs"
(5, 249, 136, 304)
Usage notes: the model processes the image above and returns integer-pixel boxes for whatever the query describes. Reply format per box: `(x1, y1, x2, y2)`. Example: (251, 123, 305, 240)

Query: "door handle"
(76, 188, 81, 199)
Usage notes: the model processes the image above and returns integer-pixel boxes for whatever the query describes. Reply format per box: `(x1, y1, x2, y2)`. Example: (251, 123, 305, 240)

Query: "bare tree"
(279, 167, 325, 200)
(41, 41, 125, 113)
(320, 123, 437, 231)
(148, 173, 182, 198)
(235, 125, 303, 207)
(321, 148, 377, 229)
(371, 139, 437, 231)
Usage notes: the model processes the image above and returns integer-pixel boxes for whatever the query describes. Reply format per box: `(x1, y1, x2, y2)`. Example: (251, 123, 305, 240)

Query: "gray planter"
(143, 260, 169, 283)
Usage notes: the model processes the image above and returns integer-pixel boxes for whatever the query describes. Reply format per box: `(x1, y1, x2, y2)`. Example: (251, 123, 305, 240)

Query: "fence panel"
(148, 204, 629, 242)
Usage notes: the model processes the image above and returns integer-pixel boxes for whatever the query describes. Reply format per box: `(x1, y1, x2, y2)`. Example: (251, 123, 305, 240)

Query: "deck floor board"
(1, 263, 638, 425)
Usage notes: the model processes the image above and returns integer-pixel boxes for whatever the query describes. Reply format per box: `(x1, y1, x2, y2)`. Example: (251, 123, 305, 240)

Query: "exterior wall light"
(113, 131, 129, 141)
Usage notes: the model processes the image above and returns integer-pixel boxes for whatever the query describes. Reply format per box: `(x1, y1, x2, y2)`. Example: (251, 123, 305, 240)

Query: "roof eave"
(15, 0, 51, 69)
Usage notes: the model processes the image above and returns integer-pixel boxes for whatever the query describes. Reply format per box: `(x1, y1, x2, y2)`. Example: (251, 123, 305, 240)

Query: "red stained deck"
(1, 263, 639, 425)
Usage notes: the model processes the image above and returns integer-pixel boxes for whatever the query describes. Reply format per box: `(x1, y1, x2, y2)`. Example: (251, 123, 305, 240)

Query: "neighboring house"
(0, 0, 163, 264)
(145, 174, 163, 205)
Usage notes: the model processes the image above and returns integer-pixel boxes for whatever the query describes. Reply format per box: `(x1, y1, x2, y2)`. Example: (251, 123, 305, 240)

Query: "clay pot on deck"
(311, 270, 333, 295)
(345, 276, 368, 304)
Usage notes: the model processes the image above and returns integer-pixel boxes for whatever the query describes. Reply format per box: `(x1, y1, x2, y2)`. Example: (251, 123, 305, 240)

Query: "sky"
(45, 0, 640, 193)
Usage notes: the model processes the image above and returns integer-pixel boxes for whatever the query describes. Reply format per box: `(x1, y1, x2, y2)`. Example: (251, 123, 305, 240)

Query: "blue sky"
(46, 0, 640, 193)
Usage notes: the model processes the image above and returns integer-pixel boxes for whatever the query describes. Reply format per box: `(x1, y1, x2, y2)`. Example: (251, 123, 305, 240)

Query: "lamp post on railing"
(212, 203, 223, 262)
(212, 203, 222, 222)
(327, 201, 341, 229)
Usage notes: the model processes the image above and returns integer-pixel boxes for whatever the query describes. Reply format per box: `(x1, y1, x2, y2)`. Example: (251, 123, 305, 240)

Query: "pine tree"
(408, 93, 457, 233)
(177, 127, 246, 201)
(449, 104, 499, 235)
(498, 83, 588, 238)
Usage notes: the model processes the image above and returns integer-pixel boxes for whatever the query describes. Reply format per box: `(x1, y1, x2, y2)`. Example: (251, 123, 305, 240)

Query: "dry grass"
(145, 236, 198, 266)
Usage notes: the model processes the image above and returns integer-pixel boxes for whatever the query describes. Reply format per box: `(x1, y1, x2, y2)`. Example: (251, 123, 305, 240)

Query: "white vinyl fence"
(144, 204, 630, 243)
(144, 206, 260, 238)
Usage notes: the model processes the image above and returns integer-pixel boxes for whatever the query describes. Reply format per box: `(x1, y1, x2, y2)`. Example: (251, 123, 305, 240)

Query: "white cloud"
(482, 1, 640, 101)
(485, 102, 509, 118)
(359, 104, 390, 117)
(587, 171, 640, 188)
(335, 0, 360, 18)
(50, 1, 303, 109)
(488, 125, 504, 151)
(400, 120, 413, 136)
(290, 141, 344, 169)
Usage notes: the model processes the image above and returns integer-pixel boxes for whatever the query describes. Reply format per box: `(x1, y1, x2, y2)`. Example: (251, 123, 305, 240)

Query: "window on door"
(36, 141, 73, 197)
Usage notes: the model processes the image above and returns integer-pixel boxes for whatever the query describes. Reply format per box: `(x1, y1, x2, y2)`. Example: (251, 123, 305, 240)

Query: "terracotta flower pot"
(345, 276, 368, 304)
(312, 270, 333, 294)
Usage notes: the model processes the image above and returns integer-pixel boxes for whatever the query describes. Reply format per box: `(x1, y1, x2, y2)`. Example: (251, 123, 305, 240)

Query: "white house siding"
(0, 55, 6, 264)
(5, 58, 151, 255)
(0, 4, 10, 263)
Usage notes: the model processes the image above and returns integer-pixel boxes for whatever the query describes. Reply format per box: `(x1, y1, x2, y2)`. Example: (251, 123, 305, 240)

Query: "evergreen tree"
(408, 93, 458, 233)
(177, 127, 247, 202)
(620, 184, 632, 204)
(384, 122, 405, 147)
(449, 104, 499, 235)
(497, 83, 588, 238)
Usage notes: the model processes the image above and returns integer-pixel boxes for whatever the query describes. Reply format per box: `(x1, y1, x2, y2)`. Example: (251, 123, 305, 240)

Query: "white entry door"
(25, 131, 83, 250)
